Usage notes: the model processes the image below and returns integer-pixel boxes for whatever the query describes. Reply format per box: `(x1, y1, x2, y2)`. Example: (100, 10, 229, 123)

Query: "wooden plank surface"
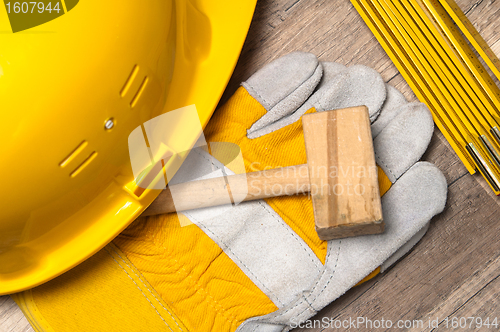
(2, 0, 500, 331)
(0, 297, 31, 332)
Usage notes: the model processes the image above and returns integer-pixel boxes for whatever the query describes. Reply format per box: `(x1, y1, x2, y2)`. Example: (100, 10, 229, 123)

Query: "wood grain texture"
(0, 297, 32, 332)
(303, 107, 383, 240)
(2, 0, 500, 331)
(142, 164, 311, 216)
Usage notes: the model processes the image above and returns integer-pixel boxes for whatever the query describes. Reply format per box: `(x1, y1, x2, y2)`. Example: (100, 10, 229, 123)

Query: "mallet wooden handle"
(141, 106, 383, 242)
(142, 164, 310, 216)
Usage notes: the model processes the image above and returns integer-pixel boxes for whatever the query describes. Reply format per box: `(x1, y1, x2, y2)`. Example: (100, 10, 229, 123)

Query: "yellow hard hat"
(0, 0, 256, 295)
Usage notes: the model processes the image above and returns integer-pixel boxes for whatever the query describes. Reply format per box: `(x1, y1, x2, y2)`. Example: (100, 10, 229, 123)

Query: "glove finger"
(322, 162, 446, 310)
(374, 103, 434, 182)
(308, 64, 387, 121)
(316, 62, 347, 88)
(243, 51, 323, 135)
(371, 84, 408, 138)
(380, 222, 429, 272)
(380, 161, 447, 241)
(247, 62, 387, 139)
(237, 162, 448, 330)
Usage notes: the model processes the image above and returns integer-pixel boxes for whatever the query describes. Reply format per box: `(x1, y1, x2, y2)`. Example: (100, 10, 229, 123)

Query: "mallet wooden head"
(302, 106, 384, 240)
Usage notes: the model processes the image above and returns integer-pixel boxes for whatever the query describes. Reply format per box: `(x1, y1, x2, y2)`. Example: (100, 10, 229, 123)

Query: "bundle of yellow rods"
(352, 0, 500, 194)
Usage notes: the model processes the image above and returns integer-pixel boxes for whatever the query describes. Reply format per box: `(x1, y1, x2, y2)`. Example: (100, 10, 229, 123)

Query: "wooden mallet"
(142, 106, 383, 240)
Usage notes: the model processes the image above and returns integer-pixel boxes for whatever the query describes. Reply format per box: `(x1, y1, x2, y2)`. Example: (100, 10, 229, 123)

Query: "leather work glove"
(11, 52, 447, 332)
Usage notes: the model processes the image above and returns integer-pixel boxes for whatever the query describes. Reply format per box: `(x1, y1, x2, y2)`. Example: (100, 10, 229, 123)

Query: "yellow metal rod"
(411, 0, 500, 130)
(387, 0, 500, 174)
(370, 0, 476, 143)
(352, 0, 500, 194)
(351, 0, 474, 173)
(437, 0, 500, 80)
(384, 0, 484, 137)
(373, 0, 500, 188)
(419, 0, 500, 125)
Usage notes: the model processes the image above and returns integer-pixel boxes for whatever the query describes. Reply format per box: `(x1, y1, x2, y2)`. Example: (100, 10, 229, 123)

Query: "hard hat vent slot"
(130, 76, 149, 108)
(120, 65, 149, 108)
(59, 141, 88, 168)
(70, 152, 98, 178)
(120, 65, 140, 98)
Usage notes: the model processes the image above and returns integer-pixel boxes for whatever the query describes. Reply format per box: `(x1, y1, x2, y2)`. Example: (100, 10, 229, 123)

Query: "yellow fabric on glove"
(114, 213, 278, 331)
(204, 87, 392, 263)
(13, 84, 392, 332)
(12, 243, 189, 332)
(113, 87, 391, 331)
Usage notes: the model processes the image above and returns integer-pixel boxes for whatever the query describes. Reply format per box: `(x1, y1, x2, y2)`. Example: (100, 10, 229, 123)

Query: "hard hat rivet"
(105, 118, 115, 130)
